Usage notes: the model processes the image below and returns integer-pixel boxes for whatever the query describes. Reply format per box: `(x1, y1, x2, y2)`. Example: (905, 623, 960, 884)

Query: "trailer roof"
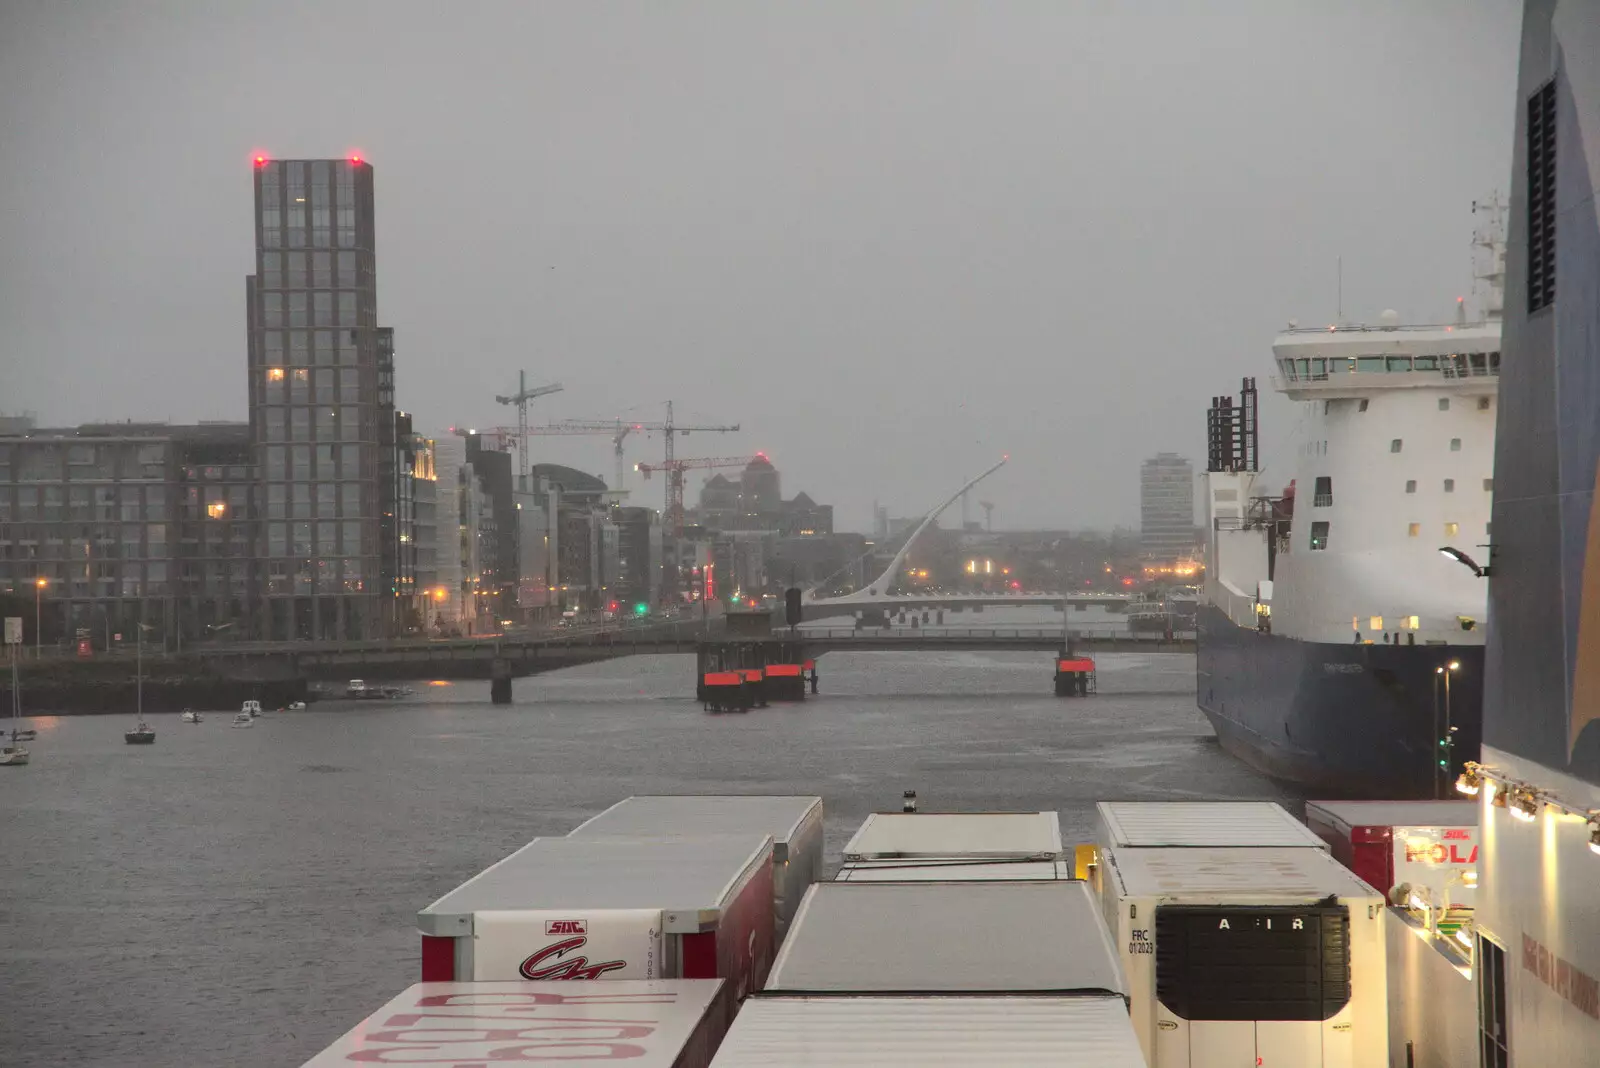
(1306, 799, 1480, 830)
(417, 835, 772, 936)
(301, 981, 723, 1067)
(1098, 801, 1325, 848)
(835, 859, 1071, 882)
(711, 995, 1145, 1067)
(569, 795, 822, 860)
(1107, 845, 1381, 899)
(765, 882, 1125, 996)
(842, 811, 1063, 860)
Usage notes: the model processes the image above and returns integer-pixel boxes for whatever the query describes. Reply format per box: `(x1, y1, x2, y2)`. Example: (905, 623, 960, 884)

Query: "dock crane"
(494, 371, 563, 484)
(636, 453, 759, 535)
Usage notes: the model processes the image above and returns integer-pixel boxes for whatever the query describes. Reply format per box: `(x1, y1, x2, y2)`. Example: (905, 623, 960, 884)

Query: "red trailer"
(416, 835, 774, 1039)
(1305, 799, 1478, 900)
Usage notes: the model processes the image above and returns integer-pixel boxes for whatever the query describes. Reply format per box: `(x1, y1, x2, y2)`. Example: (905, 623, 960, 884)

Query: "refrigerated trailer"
(568, 795, 823, 941)
(1099, 845, 1387, 1068)
(416, 835, 774, 1037)
(841, 810, 1064, 862)
(301, 980, 725, 1068)
(836, 858, 1074, 881)
(1096, 801, 1327, 850)
(765, 881, 1127, 998)
(709, 995, 1147, 1067)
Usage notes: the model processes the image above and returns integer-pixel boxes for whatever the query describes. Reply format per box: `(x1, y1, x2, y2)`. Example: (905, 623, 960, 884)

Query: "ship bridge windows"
(1444, 479, 1456, 493)
(1408, 523, 1421, 537)
(1451, 438, 1462, 452)
(1478, 396, 1492, 411)
(1439, 397, 1451, 411)
(1391, 439, 1403, 453)
(1309, 521, 1329, 550)
(1359, 356, 1386, 373)
(1484, 477, 1494, 491)
(1406, 480, 1417, 493)
(1313, 477, 1332, 507)
(1445, 522, 1460, 537)
(1359, 399, 1369, 411)
(1414, 355, 1439, 371)
(1387, 356, 1411, 372)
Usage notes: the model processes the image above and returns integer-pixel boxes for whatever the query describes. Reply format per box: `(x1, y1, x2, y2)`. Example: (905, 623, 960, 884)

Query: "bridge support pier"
(490, 659, 513, 705)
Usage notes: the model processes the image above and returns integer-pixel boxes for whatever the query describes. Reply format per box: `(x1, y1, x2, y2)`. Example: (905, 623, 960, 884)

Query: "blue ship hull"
(1196, 604, 1483, 798)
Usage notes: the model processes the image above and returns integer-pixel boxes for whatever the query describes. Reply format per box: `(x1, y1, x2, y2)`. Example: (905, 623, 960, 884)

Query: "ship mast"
(1471, 193, 1507, 322)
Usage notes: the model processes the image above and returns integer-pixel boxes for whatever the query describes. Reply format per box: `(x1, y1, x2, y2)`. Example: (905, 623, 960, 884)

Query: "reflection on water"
(1, 648, 1299, 1068)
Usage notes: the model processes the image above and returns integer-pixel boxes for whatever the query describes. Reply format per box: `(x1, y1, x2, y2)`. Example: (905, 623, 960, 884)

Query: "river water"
(1, 647, 1301, 1067)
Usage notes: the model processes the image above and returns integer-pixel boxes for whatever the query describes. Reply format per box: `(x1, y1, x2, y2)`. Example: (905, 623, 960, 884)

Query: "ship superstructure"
(1196, 203, 1504, 797)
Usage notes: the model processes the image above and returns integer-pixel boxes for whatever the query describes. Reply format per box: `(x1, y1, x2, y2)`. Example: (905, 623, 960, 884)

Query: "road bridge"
(188, 623, 1192, 688)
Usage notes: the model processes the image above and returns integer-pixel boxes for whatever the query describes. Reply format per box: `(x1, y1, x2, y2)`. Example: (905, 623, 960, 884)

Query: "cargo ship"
(1196, 207, 1503, 797)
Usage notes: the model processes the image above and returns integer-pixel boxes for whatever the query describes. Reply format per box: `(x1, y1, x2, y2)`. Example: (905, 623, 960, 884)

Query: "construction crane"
(636, 453, 759, 535)
(494, 371, 563, 484)
(524, 402, 739, 498)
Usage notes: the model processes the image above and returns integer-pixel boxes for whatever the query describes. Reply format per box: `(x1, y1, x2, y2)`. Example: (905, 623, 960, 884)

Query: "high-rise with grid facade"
(245, 157, 395, 640)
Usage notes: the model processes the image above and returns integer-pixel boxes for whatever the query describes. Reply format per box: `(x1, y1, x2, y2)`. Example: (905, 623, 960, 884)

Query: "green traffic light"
(634, 603, 649, 615)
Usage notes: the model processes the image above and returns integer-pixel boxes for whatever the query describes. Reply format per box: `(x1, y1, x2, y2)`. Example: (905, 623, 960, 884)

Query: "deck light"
(1455, 765, 1482, 796)
(1510, 787, 1540, 822)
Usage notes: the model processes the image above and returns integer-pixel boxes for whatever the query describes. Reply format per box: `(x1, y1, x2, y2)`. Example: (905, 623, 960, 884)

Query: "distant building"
(1139, 452, 1196, 563)
(692, 454, 833, 537)
(0, 422, 252, 649)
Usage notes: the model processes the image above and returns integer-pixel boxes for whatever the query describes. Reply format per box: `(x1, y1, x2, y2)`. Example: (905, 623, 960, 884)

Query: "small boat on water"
(181, 708, 202, 724)
(232, 712, 254, 728)
(10, 728, 36, 741)
(5, 648, 31, 766)
(241, 699, 262, 718)
(124, 623, 156, 745)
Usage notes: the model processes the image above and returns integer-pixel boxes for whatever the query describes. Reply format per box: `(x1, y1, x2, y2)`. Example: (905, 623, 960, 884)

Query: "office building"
(0, 420, 252, 649)
(1139, 452, 1196, 563)
(245, 156, 396, 640)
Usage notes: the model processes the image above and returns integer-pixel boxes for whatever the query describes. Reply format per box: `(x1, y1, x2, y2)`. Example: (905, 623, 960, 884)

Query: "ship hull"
(1196, 604, 1483, 798)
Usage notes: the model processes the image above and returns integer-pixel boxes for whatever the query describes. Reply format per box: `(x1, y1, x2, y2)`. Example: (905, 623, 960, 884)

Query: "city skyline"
(0, 3, 1522, 530)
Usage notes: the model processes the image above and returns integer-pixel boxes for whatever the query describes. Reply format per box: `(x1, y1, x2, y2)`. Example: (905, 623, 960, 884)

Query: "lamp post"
(34, 576, 47, 660)
(1435, 660, 1461, 797)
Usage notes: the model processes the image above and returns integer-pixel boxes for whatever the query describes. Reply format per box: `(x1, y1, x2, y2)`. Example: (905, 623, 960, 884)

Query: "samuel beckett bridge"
(183, 458, 1191, 702)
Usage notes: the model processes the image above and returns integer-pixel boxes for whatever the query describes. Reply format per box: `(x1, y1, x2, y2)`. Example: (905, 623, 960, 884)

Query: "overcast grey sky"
(0, 1, 1521, 530)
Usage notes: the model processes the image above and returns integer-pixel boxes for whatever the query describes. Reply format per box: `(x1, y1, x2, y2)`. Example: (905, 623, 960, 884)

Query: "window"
(1369, 616, 1384, 632)
(1484, 477, 1494, 491)
(1445, 522, 1459, 537)
(1408, 523, 1421, 537)
(1358, 399, 1369, 412)
(262, 293, 282, 328)
(1310, 521, 1330, 551)
(1479, 933, 1509, 1067)
(1444, 479, 1455, 493)
(1450, 438, 1462, 452)
(1359, 356, 1385, 373)
(1404, 615, 1420, 631)
(1528, 79, 1557, 313)
(1313, 476, 1333, 507)
(1391, 439, 1403, 453)
(1438, 397, 1450, 411)
(1478, 396, 1492, 411)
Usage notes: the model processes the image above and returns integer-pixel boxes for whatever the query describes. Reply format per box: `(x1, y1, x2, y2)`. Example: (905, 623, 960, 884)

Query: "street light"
(1438, 546, 1492, 577)
(34, 576, 47, 660)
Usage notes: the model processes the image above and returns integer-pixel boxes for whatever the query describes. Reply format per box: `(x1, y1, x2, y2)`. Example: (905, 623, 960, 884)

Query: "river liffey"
(0, 648, 1301, 1067)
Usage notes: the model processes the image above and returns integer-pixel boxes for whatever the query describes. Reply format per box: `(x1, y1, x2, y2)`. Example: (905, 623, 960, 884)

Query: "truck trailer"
(1098, 844, 1386, 1068)
(301, 981, 725, 1068)
(416, 835, 774, 1040)
(568, 795, 823, 941)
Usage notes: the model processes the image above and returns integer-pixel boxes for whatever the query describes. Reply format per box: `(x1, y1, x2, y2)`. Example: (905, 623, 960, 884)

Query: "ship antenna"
(1471, 192, 1507, 322)
(1336, 255, 1343, 324)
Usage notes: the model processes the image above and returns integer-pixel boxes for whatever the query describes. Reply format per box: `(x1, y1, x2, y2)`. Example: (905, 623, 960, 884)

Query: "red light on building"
(1009, 580, 1021, 590)
(1121, 577, 1134, 587)
(349, 153, 363, 164)
(253, 154, 268, 166)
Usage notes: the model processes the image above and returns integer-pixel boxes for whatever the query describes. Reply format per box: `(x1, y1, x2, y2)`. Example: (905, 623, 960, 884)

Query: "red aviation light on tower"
(253, 153, 269, 167)
(348, 152, 364, 165)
